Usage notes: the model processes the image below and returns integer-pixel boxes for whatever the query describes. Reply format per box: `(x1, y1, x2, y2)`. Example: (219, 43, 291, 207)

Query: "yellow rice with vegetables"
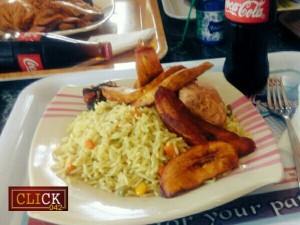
(52, 101, 188, 196)
(53, 101, 248, 197)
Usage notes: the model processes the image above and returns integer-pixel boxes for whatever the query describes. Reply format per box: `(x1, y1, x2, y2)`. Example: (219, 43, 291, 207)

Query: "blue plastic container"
(195, 0, 225, 44)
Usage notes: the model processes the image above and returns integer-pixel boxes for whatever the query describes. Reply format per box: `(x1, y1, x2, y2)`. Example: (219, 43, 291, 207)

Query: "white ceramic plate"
(0, 0, 114, 36)
(28, 70, 284, 225)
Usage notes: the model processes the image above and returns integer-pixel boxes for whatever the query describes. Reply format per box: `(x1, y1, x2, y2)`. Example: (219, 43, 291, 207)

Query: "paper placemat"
(1, 52, 300, 225)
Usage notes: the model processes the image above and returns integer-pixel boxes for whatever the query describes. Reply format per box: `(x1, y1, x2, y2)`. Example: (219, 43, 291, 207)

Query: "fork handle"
(285, 117, 300, 185)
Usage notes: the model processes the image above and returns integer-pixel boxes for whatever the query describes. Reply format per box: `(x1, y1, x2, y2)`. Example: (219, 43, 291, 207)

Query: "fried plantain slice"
(101, 86, 141, 104)
(193, 117, 256, 157)
(135, 44, 164, 88)
(101, 65, 185, 104)
(155, 86, 208, 145)
(133, 62, 214, 107)
(160, 141, 239, 198)
(154, 86, 256, 157)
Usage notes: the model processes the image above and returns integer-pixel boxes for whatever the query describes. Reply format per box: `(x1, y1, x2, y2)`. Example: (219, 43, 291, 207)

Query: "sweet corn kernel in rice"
(52, 101, 248, 197)
(52, 101, 188, 196)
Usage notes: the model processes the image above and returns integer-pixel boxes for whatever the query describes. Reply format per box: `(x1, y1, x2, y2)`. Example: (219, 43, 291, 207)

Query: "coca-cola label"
(225, 0, 269, 23)
(17, 54, 44, 71)
(17, 33, 42, 41)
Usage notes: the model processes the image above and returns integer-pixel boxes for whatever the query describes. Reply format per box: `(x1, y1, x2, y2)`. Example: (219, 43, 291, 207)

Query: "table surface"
(1, 1, 300, 225)
(159, 5, 300, 63)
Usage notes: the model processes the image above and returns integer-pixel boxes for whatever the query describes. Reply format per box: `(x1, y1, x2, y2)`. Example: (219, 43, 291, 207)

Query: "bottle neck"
(76, 41, 112, 59)
(44, 33, 112, 59)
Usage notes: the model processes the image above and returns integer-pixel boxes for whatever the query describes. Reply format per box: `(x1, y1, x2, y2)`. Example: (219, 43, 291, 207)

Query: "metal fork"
(267, 77, 300, 186)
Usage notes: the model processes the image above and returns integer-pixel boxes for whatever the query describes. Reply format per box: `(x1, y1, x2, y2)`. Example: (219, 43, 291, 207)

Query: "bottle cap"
(195, 0, 225, 11)
(101, 42, 113, 59)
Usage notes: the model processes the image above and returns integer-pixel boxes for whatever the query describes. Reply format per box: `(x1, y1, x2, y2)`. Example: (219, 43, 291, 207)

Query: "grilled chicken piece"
(160, 141, 239, 198)
(102, 65, 185, 104)
(154, 87, 256, 157)
(133, 62, 214, 107)
(179, 81, 227, 127)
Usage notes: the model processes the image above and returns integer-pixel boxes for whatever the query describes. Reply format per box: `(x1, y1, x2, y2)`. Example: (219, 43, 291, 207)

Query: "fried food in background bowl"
(0, 0, 35, 32)
(0, 0, 103, 33)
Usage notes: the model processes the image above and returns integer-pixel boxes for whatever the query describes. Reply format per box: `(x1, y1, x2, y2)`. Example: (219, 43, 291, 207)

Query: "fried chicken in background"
(0, 0, 34, 32)
(0, 0, 103, 32)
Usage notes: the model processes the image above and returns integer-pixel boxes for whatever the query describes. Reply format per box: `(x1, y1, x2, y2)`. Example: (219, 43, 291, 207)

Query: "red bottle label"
(225, 0, 270, 23)
(17, 54, 44, 71)
(17, 33, 42, 41)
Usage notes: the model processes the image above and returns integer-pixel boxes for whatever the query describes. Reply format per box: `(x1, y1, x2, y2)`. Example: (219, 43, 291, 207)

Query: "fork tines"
(267, 76, 300, 188)
(267, 77, 291, 114)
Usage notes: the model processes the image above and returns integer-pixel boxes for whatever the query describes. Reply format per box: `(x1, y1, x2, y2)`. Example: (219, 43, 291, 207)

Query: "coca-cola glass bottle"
(0, 32, 112, 73)
(222, 0, 277, 96)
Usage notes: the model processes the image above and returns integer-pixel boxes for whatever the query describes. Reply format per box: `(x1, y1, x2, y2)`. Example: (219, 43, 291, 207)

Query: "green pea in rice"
(52, 102, 248, 197)
(52, 101, 188, 197)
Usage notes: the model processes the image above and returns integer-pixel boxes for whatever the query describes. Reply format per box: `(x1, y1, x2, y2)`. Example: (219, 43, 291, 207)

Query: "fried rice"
(52, 101, 188, 196)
